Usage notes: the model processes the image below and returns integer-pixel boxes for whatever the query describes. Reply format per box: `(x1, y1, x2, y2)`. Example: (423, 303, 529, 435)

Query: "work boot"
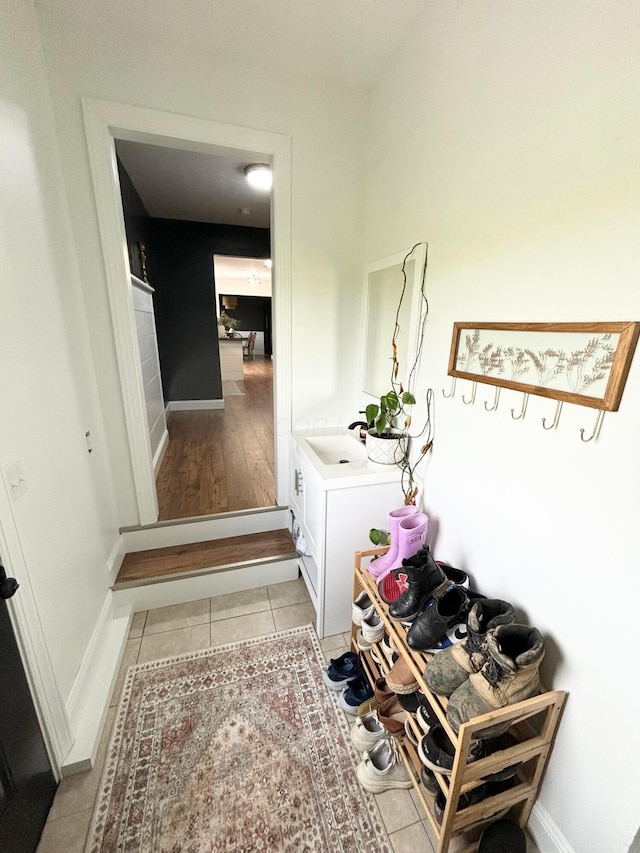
(447, 625, 544, 737)
(424, 599, 516, 696)
(387, 548, 449, 621)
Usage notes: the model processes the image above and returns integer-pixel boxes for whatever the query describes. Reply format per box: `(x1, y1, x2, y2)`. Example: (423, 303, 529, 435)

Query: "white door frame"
(0, 486, 73, 777)
(82, 98, 292, 524)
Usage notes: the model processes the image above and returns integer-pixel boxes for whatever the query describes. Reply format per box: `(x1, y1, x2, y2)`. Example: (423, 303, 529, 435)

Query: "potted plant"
(364, 388, 416, 465)
(218, 312, 240, 337)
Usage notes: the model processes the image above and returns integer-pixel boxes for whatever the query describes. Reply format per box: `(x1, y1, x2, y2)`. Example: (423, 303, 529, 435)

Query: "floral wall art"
(447, 322, 639, 410)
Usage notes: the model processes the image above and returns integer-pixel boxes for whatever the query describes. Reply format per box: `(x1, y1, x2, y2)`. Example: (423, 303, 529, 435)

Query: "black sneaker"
(434, 778, 516, 825)
(420, 766, 440, 794)
(406, 586, 470, 651)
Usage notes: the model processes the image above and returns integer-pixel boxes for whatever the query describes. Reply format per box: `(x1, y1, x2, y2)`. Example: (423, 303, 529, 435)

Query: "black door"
(0, 567, 57, 853)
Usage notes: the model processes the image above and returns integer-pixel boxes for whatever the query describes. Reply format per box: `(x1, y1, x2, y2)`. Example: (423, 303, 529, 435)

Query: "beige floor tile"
(109, 637, 141, 707)
(143, 598, 210, 635)
(390, 820, 433, 853)
(320, 633, 346, 651)
(128, 610, 147, 639)
(323, 645, 349, 662)
(376, 788, 421, 835)
(36, 807, 93, 853)
(272, 602, 316, 631)
(266, 576, 310, 608)
(342, 631, 354, 646)
(49, 707, 115, 820)
(210, 610, 276, 646)
(137, 623, 210, 664)
(210, 586, 271, 621)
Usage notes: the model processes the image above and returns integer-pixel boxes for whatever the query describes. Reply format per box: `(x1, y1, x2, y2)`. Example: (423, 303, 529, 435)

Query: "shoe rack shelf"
(351, 547, 566, 853)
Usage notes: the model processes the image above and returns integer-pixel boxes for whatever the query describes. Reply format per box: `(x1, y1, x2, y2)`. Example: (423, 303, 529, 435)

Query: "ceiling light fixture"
(244, 163, 272, 191)
(247, 274, 261, 287)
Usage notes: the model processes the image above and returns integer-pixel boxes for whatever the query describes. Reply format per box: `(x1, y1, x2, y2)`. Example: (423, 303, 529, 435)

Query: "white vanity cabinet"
(289, 432, 403, 638)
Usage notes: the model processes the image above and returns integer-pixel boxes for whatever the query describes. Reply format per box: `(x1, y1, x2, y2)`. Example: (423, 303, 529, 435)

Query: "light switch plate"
(3, 459, 28, 501)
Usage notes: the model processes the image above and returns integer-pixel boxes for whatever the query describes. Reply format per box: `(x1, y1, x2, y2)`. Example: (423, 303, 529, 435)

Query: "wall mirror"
(362, 245, 427, 398)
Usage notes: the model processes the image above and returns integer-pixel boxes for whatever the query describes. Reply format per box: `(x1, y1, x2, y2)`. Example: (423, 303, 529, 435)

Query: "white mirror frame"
(361, 244, 427, 400)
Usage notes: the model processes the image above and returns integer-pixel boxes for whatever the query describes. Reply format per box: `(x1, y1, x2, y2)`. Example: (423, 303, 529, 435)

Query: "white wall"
(363, 2, 640, 851)
(36, 1, 369, 525)
(0, 0, 120, 702)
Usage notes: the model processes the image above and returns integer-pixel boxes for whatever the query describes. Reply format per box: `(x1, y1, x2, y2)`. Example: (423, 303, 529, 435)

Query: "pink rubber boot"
(374, 512, 429, 583)
(368, 505, 419, 578)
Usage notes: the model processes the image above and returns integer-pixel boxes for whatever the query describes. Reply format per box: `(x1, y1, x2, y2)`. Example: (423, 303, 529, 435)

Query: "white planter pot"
(365, 429, 407, 466)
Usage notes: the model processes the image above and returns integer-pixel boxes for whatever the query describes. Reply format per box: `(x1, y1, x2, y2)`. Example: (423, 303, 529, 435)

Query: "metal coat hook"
(580, 409, 605, 443)
(542, 401, 563, 431)
(442, 377, 457, 399)
(510, 393, 529, 420)
(462, 382, 477, 405)
(484, 387, 501, 412)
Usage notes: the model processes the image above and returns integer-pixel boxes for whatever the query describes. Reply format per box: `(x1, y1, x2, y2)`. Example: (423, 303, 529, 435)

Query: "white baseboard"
(106, 534, 125, 583)
(529, 802, 575, 853)
(112, 557, 298, 612)
(62, 594, 132, 775)
(167, 399, 224, 411)
(153, 427, 169, 475)
(120, 505, 291, 552)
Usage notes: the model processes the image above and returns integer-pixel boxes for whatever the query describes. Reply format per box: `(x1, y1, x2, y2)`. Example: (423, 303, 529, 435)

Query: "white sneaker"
(352, 591, 374, 626)
(356, 629, 373, 651)
(361, 611, 385, 644)
(351, 711, 387, 751)
(356, 738, 413, 793)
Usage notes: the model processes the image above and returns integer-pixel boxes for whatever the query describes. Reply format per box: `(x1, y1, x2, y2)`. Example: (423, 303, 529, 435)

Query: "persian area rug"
(222, 380, 245, 395)
(85, 625, 391, 853)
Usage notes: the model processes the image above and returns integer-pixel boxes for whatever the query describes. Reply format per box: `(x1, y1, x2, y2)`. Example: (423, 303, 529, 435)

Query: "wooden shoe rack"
(351, 548, 566, 853)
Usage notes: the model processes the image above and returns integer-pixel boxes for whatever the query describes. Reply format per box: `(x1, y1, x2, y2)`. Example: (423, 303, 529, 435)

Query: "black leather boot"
(387, 550, 449, 622)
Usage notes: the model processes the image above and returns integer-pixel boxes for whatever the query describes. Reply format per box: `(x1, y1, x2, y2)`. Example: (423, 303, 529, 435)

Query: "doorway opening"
(83, 99, 292, 526)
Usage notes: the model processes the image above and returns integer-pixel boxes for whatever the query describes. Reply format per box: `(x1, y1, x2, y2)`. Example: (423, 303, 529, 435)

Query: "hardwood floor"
(115, 529, 295, 587)
(156, 357, 275, 520)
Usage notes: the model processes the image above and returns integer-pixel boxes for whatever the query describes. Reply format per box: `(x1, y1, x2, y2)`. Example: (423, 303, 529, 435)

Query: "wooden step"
(114, 528, 296, 589)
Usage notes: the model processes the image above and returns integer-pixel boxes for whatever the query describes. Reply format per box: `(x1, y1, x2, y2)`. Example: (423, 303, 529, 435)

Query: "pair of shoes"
(379, 551, 468, 608)
(351, 710, 388, 751)
(418, 724, 484, 775)
(361, 610, 385, 644)
(356, 737, 414, 793)
(433, 778, 516, 825)
(376, 695, 407, 735)
(352, 591, 374, 626)
(385, 657, 419, 694)
(339, 675, 375, 714)
(382, 547, 450, 617)
(424, 599, 516, 696)
(405, 585, 471, 651)
(445, 624, 545, 737)
(322, 651, 360, 690)
(367, 507, 429, 581)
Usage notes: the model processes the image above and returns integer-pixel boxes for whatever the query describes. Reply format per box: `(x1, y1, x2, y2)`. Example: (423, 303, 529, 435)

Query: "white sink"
(291, 429, 402, 489)
(305, 434, 368, 466)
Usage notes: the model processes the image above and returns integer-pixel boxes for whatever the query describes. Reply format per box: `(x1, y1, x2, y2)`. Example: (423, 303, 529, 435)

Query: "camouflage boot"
(446, 625, 544, 738)
(423, 599, 515, 697)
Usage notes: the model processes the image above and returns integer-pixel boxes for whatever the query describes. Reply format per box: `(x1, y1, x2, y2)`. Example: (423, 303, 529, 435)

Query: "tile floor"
(36, 576, 540, 853)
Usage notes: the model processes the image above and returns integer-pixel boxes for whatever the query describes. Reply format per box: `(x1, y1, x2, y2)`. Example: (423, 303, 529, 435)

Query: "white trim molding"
(529, 802, 575, 853)
(106, 534, 125, 583)
(167, 400, 224, 412)
(81, 98, 292, 524)
(0, 487, 73, 776)
(152, 427, 170, 475)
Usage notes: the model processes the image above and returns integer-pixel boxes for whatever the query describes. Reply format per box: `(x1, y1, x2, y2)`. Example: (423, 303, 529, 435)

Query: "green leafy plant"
(218, 312, 240, 331)
(369, 528, 390, 546)
(365, 389, 416, 436)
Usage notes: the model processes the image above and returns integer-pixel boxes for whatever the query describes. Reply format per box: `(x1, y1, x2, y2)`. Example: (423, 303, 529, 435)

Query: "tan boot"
(446, 625, 544, 737)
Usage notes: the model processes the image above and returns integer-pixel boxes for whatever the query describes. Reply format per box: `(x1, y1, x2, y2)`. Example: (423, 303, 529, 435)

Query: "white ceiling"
(116, 140, 271, 228)
(37, 0, 428, 88)
(213, 255, 272, 298)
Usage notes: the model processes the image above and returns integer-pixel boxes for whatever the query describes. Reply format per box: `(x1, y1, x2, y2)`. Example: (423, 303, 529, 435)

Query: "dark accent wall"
(116, 159, 270, 402)
(147, 219, 270, 401)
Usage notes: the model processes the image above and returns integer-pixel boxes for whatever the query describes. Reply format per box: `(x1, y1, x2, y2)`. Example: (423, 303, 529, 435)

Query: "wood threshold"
(115, 529, 296, 588)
